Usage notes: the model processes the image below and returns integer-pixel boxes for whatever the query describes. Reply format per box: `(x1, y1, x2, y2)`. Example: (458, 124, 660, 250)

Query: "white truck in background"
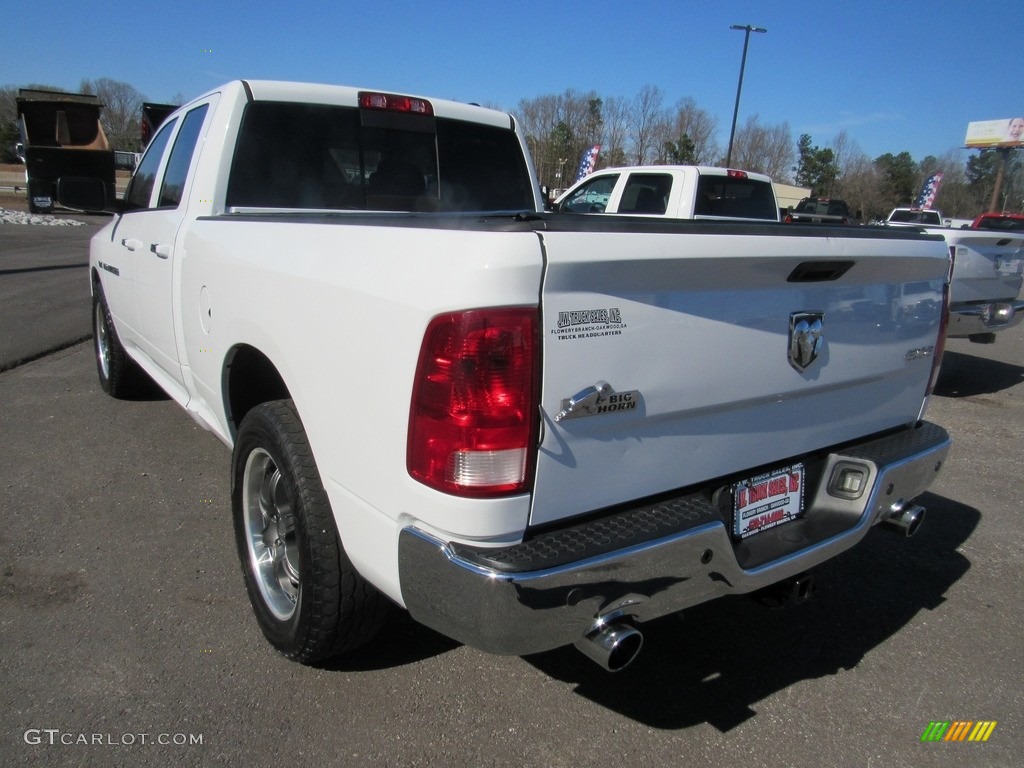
(883, 209, 1024, 342)
(885, 207, 945, 228)
(66, 80, 954, 673)
(943, 228, 1024, 342)
(552, 165, 780, 221)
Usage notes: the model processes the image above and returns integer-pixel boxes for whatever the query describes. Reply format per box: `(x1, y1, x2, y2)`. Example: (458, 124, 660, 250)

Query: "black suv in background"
(784, 197, 857, 225)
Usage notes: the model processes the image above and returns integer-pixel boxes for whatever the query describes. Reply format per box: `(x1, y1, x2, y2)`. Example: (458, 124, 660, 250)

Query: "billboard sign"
(965, 118, 1024, 149)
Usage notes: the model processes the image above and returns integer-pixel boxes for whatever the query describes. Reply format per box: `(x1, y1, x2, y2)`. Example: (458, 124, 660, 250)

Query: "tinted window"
(158, 104, 209, 208)
(695, 176, 777, 220)
(975, 216, 1024, 231)
(226, 102, 533, 212)
(559, 174, 618, 213)
(435, 119, 534, 211)
(890, 209, 938, 225)
(124, 117, 177, 211)
(618, 174, 671, 214)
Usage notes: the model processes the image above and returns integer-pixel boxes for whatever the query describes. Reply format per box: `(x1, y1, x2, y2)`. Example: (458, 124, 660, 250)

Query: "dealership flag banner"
(573, 145, 601, 183)
(915, 172, 944, 209)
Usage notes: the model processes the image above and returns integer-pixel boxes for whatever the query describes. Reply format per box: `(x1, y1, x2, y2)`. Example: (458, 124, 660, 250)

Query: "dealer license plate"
(733, 464, 805, 539)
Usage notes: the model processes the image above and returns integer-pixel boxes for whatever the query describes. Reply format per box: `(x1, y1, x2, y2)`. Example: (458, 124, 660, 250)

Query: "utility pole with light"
(726, 24, 767, 168)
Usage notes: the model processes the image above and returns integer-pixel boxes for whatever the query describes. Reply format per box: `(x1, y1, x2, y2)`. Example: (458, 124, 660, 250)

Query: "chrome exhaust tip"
(882, 502, 926, 538)
(574, 621, 644, 672)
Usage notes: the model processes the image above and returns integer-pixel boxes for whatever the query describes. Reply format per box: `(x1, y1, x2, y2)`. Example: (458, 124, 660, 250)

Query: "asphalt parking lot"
(1, 210, 1022, 767)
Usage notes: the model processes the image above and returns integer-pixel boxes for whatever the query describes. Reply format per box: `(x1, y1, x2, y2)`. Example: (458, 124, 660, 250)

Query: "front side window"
(124, 117, 178, 211)
(559, 174, 618, 213)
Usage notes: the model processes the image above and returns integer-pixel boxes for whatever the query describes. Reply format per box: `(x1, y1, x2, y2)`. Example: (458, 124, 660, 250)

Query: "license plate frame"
(733, 464, 805, 539)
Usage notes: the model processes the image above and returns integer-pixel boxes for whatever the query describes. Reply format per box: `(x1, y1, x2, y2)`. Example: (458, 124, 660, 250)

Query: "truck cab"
(553, 165, 779, 222)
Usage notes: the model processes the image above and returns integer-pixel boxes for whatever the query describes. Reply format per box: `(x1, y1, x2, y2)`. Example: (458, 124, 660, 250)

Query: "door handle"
(150, 243, 172, 259)
(121, 238, 143, 251)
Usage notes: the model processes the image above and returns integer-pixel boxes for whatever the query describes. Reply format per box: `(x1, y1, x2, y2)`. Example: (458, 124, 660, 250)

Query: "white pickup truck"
(882, 209, 1023, 342)
(552, 165, 779, 221)
(71, 80, 953, 672)
(944, 228, 1024, 341)
(885, 207, 946, 228)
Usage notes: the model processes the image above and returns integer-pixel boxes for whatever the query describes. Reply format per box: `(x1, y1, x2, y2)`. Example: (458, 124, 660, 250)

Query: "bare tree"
(600, 95, 630, 168)
(517, 89, 605, 190)
(664, 97, 720, 165)
(830, 130, 857, 180)
(729, 115, 794, 181)
(79, 77, 146, 151)
(628, 84, 665, 165)
(516, 93, 562, 189)
(833, 152, 885, 221)
(930, 149, 975, 218)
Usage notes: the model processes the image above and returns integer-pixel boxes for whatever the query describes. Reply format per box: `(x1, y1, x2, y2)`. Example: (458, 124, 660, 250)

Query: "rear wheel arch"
(223, 344, 291, 440)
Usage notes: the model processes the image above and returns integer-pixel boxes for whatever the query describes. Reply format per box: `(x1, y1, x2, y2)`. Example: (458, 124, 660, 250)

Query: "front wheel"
(93, 284, 144, 398)
(232, 400, 388, 662)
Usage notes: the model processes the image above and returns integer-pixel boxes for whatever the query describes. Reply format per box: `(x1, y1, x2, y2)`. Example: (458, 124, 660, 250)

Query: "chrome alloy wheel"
(242, 448, 300, 621)
(94, 301, 111, 382)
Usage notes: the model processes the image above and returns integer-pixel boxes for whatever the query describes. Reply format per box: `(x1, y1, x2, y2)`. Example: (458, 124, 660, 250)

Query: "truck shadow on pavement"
(521, 491, 977, 731)
(317, 611, 461, 671)
(934, 350, 1024, 397)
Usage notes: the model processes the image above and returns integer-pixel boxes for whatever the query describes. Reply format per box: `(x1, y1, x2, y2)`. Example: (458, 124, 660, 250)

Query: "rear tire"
(232, 400, 388, 662)
(93, 284, 144, 398)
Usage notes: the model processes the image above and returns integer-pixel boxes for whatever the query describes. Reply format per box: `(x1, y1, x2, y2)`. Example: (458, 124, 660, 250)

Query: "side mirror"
(55, 176, 122, 213)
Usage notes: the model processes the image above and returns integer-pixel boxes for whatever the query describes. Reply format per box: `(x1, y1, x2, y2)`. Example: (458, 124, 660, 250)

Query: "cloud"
(799, 111, 904, 136)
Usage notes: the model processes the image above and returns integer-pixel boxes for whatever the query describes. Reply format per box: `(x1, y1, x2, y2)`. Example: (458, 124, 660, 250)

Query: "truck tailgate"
(530, 221, 949, 527)
(944, 230, 1024, 303)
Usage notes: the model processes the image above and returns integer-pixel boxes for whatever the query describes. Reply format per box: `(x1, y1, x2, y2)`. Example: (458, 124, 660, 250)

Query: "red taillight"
(358, 91, 433, 115)
(408, 308, 539, 497)
(726, 169, 748, 179)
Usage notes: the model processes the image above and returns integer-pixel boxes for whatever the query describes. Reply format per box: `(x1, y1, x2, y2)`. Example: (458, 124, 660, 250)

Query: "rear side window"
(618, 174, 671, 214)
(695, 175, 777, 220)
(226, 102, 533, 212)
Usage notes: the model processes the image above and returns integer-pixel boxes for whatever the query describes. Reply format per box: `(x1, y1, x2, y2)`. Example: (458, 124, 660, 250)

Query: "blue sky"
(4, 0, 1019, 165)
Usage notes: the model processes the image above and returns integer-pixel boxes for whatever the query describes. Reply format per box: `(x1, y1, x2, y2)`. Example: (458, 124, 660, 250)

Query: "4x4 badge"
(789, 312, 825, 372)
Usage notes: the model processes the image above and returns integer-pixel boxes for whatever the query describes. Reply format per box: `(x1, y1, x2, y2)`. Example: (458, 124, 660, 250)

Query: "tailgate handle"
(787, 261, 854, 282)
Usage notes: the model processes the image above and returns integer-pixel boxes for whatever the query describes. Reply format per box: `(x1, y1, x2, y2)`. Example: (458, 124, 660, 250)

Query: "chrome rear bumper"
(948, 299, 1024, 337)
(398, 422, 950, 656)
